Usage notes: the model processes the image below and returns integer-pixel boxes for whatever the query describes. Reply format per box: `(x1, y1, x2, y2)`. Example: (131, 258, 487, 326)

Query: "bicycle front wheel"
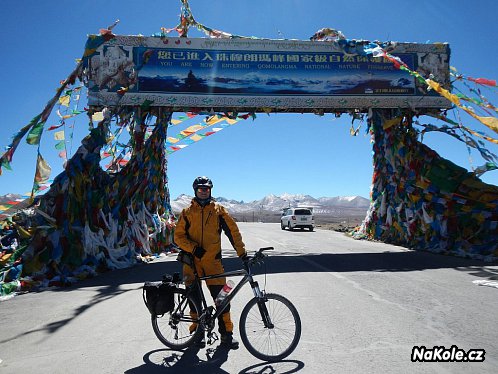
(240, 293, 301, 362)
(151, 287, 202, 350)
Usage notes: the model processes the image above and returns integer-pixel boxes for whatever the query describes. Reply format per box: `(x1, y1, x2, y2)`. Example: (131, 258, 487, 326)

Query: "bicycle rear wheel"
(240, 293, 301, 362)
(151, 287, 202, 350)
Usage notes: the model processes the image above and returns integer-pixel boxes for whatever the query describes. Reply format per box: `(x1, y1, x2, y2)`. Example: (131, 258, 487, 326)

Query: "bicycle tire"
(151, 287, 203, 350)
(239, 293, 301, 362)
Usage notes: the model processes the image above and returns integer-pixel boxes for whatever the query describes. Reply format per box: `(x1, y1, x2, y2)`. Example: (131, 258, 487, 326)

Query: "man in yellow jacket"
(174, 176, 247, 349)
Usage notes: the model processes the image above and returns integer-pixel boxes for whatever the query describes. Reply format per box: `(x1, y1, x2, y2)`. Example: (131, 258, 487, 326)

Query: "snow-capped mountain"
(170, 193, 370, 214)
(1, 192, 370, 217)
(317, 196, 370, 208)
(0, 193, 23, 204)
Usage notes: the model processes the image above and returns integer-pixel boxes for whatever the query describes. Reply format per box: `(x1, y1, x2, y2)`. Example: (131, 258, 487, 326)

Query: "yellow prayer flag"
(190, 134, 203, 142)
(393, 221, 403, 233)
(92, 111, 104, 122)
(426, 79, 498, 133)
(181, 124, 204, 136)
(464, 123, 498, 144)
(425, 79, 461, 106)
(383, 116, 402, 130)
(170, 119, 183, 125)
(167, 137, 179, 144)
(426, 78, 498, 136)
(54, 131, 65, 141)
(59, 95, 70, 107)
(465, 111, 498, 135)
(205, 116, 223, 125)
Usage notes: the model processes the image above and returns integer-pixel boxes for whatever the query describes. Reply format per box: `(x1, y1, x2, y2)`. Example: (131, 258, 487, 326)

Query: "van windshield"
(295, 209, 311, 215)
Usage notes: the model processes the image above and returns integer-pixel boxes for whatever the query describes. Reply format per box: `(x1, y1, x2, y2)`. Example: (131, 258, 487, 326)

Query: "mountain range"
(0, 194, 23, 203)
(1, 193, 371, 217)
(171, 193, 370, 215)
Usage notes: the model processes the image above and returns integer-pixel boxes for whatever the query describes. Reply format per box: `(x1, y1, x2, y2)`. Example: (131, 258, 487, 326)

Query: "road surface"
(1, 222, 497, 373)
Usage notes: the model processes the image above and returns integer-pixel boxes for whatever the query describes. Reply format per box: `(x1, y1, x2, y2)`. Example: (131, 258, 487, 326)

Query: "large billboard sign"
(84, 35, 451, 112)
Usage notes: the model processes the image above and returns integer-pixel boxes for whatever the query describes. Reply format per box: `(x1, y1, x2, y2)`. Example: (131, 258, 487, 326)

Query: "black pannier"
(143, 277, 176, 315)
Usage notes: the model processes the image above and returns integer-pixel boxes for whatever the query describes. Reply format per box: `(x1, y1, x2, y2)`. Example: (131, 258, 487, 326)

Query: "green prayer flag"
(26, 121, 45, 145)
(55, 140, 65, 150)
(1, 158, 12, 170)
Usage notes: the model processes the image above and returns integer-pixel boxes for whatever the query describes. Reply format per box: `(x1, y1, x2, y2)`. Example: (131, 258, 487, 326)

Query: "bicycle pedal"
(207, 332, 219, 345)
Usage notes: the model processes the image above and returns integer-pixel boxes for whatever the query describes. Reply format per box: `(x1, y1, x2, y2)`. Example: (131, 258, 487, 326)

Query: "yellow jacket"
(174, 199, 246, 259)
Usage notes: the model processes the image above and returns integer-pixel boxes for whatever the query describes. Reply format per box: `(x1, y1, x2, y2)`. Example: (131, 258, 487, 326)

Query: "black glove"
(241, 252, 249, 269)
(193, 246, 206, 259)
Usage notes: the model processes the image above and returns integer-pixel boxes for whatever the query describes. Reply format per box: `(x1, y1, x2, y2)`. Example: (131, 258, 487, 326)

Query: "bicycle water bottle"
(215, 280, 235, 306)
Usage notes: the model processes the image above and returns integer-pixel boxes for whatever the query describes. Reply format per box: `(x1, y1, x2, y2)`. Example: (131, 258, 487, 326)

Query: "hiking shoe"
(220, 333, 239, 350)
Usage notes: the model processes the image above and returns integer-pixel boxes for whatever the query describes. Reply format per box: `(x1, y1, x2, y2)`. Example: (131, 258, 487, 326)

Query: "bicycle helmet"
(192, 176, 213, 191)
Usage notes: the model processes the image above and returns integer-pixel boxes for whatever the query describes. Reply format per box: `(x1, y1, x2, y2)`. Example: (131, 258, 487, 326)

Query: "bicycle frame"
(152, 247, 301, 360)
(188, 264, 274, 330)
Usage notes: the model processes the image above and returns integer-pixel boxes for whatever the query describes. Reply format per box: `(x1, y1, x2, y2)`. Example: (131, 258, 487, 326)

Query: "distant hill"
(0, 194, 23, 204)
(1, 192, 370, 222)
(171, 193, 370, 215)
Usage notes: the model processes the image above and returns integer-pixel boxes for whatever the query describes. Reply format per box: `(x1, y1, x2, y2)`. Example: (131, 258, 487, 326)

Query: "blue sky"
(0, 0, 497, 202)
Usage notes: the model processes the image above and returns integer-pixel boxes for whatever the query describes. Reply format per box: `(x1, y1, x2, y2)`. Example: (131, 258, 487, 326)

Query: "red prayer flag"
(48, 123, 65, 131)
(468, 77, 497, 86)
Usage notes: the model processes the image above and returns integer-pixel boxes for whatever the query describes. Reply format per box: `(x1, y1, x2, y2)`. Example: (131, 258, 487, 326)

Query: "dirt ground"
(232, 212, 366, 233)
(316, 220, 363, 233)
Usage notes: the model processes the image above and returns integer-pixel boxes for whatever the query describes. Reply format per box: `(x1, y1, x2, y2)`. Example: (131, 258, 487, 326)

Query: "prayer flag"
(54, 131, 65, 140)
(34, 152, 51, 185)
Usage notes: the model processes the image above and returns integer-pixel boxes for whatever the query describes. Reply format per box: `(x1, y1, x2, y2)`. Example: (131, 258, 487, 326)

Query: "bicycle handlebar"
(259, 247, 274, 252)
(245, 247, 274, 270)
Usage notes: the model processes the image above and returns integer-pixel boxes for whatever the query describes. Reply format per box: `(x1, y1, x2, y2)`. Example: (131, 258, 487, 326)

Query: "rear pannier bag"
(143, 280, 175, 315)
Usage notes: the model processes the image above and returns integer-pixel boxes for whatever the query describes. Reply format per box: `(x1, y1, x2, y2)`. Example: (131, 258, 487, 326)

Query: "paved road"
(1, 223, 497, 373)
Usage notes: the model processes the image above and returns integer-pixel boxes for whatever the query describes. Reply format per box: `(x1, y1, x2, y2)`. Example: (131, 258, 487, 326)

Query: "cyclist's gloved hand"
(241, 252, 249, 269)
(193, 246, 206, 259)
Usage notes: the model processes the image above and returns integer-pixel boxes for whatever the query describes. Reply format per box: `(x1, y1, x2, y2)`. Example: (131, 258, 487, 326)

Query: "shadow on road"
(6, 248, 495, 344)
(125, 346, 231, 373)
(239, 360, 305, 373)
(125, 346, 305, 374)
(65, 248, 498, 292)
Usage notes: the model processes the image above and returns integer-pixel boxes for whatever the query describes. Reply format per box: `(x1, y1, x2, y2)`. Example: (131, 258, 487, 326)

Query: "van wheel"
(309, 227, 314, 232)
(281, 222, 285, 230)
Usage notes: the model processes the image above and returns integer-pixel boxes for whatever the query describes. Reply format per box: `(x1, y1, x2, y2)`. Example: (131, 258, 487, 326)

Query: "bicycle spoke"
(152, 288, 202, 350)
(240, 294, 301, 362)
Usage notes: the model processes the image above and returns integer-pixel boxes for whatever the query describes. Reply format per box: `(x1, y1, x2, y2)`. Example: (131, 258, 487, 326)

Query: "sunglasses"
(197, 186, 211, 192)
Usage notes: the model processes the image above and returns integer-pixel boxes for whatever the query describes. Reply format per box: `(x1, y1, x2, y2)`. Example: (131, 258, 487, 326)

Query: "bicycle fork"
(250, 280, 274, 329)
